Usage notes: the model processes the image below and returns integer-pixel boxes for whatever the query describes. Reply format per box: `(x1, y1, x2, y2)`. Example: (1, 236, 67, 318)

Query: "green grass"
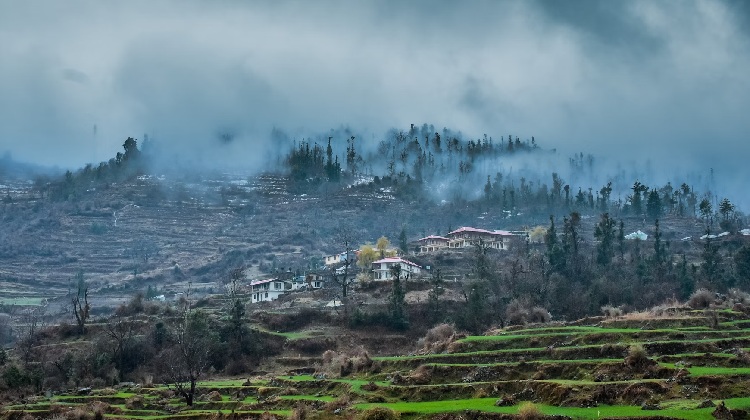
(357, 397, 750, 419)
(283, 375, 390, 391)
(686, 366, 750, 376)
(279, 395, 336, 402)
(0, 296, 46, 305)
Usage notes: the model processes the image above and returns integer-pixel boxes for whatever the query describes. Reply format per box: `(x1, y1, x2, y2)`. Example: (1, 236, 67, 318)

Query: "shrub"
(625, 344, 650, 368)
(418, 323, 456, 354)
(518, 402, 543, 420)
(728, 288, 750, 305)
(357, 406, 399, 420)
(125, 395, 145, 410)
(290, 402, 310, 420)
(528, 306, 552, 323)
(688, 289, 714, 309)
(506, 299, 552, 325)
(601, 305, 623, 318)
(320, 348, 372, 377)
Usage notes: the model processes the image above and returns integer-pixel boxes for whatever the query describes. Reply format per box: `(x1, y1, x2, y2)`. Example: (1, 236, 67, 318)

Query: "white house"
(250, 278, 289, 303)
(324, 250, 356, 266)
(372, 257, 422, 280)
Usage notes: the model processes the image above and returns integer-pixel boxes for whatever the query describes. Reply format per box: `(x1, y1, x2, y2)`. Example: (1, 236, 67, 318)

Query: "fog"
(1, 1, 749, 205)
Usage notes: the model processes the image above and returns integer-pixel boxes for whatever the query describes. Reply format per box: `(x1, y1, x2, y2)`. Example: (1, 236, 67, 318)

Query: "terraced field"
(4, 309, 750, 419)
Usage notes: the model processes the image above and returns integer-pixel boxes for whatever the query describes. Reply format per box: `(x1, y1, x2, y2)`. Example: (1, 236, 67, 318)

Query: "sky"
(1, 0, 749, 198)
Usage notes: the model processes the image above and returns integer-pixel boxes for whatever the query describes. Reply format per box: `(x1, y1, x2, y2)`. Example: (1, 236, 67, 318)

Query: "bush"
(506, 299, 551, 325)
(528, 306, 552, 323)
(688, 289, 715, 309)
(518, 402, 543, 420)
(625, 344, 650, 368)
(357, 406, 399, 420)
(418, 323, 456, 354)
(320, 348, 372, 377)
(601, 305, 623, 318)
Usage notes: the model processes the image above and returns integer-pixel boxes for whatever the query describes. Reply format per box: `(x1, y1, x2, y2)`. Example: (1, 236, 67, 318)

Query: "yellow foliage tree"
(376, 236, 390, 258)
(358, 244, 379, 270)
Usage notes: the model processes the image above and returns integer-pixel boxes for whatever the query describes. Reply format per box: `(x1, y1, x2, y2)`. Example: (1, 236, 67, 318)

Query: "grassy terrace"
(4, 314, 750, 419)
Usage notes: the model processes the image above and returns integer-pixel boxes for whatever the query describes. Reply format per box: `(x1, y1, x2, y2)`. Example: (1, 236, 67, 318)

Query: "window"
(265, 292, 268, 298)
(314, 281, 321, 288)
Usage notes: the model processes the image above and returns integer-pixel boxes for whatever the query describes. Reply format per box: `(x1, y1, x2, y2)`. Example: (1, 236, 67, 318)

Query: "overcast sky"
(1, 0, 749, 186)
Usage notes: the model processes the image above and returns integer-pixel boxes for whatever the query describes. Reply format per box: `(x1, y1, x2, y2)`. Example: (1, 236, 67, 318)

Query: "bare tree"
(15, 306, 47, 368)
(163, 286, 214, 406)
(105, 315, 136, 382)
(71, 271, 90, 335)
(328, 227, 360, 305)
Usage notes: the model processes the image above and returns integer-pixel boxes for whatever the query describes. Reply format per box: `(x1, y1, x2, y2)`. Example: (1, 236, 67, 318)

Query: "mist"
(1, 0, 749, 205)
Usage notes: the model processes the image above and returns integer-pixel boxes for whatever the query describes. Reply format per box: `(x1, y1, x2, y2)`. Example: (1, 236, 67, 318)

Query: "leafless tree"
(72, 275, 90, 336)
(15, 306, 47, 368)
(163, 286, 214, 406)
(105, 314, 136, 381)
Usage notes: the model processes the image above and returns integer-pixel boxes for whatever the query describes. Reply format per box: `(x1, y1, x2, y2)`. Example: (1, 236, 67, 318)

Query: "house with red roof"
(417, 235, 450, 253)
(445, 226, 518, 250)
(371, 257, 422, 280)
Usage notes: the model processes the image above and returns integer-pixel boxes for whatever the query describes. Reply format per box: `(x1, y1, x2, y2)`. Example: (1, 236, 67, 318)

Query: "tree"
(71, 270, 90, 335)
(399, 227, 408, 255)
(734, 245, 750, 290)
(122, 137, 141, 161)
(701, 227, 722, 286)
(376, 236, 390, 258)
(719, 198, 735, 231)
(652, 219, 666, 267)
(699, 198, 713, 225)
(545, 216, 565, 273)
(357, 244, 379, 270)
(329, 228, 359, 308)
(164, 298, 215, 406)
(594, 213, 616, 266)
(629, 181, 648, 215)
(427, 268, 445, 322)
(105, 314, 135, 381)
(388, 264, 408, 330)
(225, 268, 252, 358)
(646, 190, 663, 220)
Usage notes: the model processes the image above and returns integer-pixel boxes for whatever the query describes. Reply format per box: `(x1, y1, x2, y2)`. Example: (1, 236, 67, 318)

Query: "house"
(417, 235, 450, 253)
(250, 278, 290, 303)
(445, 226, 517, 250)
(305, 272, 325, 289)
(372, 257, 422, 280)
(324, 250, 357, 266)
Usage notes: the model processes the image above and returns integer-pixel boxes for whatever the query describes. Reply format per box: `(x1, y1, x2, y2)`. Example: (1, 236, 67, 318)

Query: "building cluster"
(249, 226, 522, 303)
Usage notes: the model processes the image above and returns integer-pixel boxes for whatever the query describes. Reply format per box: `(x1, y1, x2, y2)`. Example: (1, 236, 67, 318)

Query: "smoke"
(0, 1, 748, 206)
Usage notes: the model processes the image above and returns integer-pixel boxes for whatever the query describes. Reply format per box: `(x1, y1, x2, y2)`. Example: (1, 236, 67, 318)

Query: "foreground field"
(4, 308, 750, 419)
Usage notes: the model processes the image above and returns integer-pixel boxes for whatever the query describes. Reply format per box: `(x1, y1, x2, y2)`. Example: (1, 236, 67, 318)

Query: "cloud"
(0, 0, 748, 205)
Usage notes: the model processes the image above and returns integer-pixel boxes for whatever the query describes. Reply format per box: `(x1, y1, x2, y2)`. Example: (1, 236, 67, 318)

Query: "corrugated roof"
(448, 227, 515, 236)
(372, 257, 422, 269)
(418, 235, 449, 241)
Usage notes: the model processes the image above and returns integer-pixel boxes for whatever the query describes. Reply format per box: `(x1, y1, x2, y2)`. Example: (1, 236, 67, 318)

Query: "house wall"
(373, 262, 421, 280)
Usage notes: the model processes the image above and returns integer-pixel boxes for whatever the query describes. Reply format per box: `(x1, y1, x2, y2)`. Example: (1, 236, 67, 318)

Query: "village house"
(250, 278, 292, 303)
(250, 271, 325, 303)
(417, 235, 450, 253)
(445, 226, 518, 250)
(305, 272, 325, 289)
(371, 257, 422, 280)
(324, 250, 358, 266)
